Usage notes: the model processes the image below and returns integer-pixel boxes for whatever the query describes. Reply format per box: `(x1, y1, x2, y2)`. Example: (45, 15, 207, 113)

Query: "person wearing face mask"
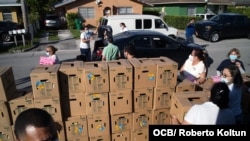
(80, 26, 93, 61)
(180, 48, 207, 84)
(216, 48, 245, 76)
(123, 44, 135, 59)
(221, 65, 244, 124)
(45, 45, 60, 64)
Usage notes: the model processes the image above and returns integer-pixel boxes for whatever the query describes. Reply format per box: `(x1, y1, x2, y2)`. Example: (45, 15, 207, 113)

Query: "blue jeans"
(80, 48, 91, 61)
(186, 35, 194, 44)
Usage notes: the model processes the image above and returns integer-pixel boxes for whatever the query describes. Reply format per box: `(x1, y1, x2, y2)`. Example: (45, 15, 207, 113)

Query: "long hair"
(210, 82, 230, 109)
(225, 65, 243, 88)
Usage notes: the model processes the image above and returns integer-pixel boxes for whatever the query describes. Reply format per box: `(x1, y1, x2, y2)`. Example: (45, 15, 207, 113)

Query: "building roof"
(54, 0, 76, 8)
(0, 0, 21, 6)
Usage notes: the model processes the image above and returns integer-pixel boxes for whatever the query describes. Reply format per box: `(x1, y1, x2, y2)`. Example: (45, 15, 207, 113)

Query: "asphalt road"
(0, 30, 250, 91)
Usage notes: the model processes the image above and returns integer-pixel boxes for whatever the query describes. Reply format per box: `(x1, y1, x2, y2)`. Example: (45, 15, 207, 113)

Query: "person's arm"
(171, 115, 191, 125)
(235, 61, 245, 74)
(196, 71, 206, 84)
(81, 33, 90, 43)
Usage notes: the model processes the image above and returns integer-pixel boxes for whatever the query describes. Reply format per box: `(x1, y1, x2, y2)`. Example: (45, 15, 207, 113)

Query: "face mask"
(188, 54, 193, 61)
(229, 54, 237, 61)
(46, 52, 50, 56)
(221, 77, 229, 84)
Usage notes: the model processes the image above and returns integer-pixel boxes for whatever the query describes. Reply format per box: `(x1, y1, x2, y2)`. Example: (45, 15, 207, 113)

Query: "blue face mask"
(229, 54, 237, 61)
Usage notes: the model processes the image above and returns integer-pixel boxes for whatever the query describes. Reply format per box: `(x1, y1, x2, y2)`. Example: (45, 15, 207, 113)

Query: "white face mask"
(221, 77, 229, 84)
(188, 54, 193, 61)
(46, 52, 50, 56)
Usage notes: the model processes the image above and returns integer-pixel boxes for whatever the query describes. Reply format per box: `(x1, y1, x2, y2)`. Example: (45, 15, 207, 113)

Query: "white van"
(100, 14, 178, 38)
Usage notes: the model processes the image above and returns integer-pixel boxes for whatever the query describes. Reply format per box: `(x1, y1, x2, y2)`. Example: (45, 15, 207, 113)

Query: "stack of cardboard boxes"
(2, 57, 248, 141)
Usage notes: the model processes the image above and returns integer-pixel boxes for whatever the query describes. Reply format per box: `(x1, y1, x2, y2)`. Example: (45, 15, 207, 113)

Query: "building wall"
(62, 0, 143, 28)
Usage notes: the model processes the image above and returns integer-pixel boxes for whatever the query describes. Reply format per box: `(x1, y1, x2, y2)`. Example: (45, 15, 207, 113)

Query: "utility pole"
(21, 0, 29, 33)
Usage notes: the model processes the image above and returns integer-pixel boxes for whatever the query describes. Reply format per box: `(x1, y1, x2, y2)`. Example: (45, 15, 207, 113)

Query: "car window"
(135, 19, 142, 29)
(155, 19, 165, 29)
(143, 19, 151, 29)
(152, 37, 178, 49)
(132, 37, 151, 48)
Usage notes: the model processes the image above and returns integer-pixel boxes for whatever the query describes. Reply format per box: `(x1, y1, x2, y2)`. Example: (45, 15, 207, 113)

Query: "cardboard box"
(83, 61, 109, 93)
(0, 100, 11, 126)
(128, 58, 156, 89)
(170, 91, 209, 122)
(87, 114, 110, 137)
(0, 125, 14, 141)
(110, 113, 132, 133)
(150, 57, 178, 88)
(152, 108, 171, 124)
(0, 66, 16, 101)
(197, 77, 215, 91)
(34, 97, 62, 121)
(175, 79, 196, 92)
(112, 130, 130, 141)
(8, 92, 34, 124)
(132, 109, 152, 131)
(109, 89, 132, 115)
(61, 92, 86, 119)
(59, 61, 85, 94)
(153, 87, 174, 109)
(89, 134, 111, 141)
(133, 88, 153, 111)
(30, 64, 60, 99)
(67, 136, 88, 141)
(108, 59, 133, 91)
(85, 92, 109, 115)
(65, 115, 88, 139)
(131, 128, 148, 141)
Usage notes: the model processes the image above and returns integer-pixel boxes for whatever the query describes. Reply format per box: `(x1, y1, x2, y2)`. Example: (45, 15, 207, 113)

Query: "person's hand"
(235, 62, 241, 68)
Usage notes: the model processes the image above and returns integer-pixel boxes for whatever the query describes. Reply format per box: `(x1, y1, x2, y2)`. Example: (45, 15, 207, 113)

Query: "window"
(2, 9, 12, 21)
(133, 37, 151, 48)
(143, 19, 152, 29)
(155, 19, 165, 29)
(135, 19, 142, 29)
(79, 7, 94, 19)
(117, 7, 132, 14)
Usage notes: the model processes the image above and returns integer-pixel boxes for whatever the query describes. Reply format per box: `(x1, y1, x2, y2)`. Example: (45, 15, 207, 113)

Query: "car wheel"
(209, 31, 220, 42)
(2, 33, 12, 42)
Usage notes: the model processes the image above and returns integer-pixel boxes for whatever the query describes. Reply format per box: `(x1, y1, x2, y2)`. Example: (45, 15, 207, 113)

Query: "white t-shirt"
(80, 31, 91, 49)
(120, 27, 128, 32)
(184, 102, 219, 125)
(182, 58, 206, 82)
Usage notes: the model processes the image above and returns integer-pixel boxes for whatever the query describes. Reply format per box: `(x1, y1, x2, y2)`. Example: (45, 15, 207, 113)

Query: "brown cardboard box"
(152, 108, 171, 124)
(153, 87, 174, 109)
(0, 125, 14, 141)
(150, 57, 178, 88)
(59, 61, 85, 94)
(67, 136, 88, 141)
(132, 108, 152, 131)
(0, 100, 11, 126)
(197, 77, 215, 91)
(0, 66, 16, 101)
(170, 91, 209, 122)
(83, 61, 109, 93)
(65, 115, 88, 139)
(85, 92, 109, 115)
(34, 97, 62, 121)
(131, 128, 148, 141)
(109, 89, 132, 115)
(87, 114, 110, 137)
(133, 88, 153, 112)
(108, 59, 133, 91)
(128, 58, 156, 89)
(8, 92, 34, 124)
(30, 64, 60, 99)
(112, 130, 130, 141)
(110, 113, 132, 133)
(89, 134, 111, 141)
(68, 93, 86, 117)
(175, 79, 196, 92)
(242, 73, 250, 83)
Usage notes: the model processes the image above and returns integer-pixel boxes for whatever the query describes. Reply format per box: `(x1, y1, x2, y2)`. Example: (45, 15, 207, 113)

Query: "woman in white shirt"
(120, 22, 128, 32)
(180, 48, 207, 84)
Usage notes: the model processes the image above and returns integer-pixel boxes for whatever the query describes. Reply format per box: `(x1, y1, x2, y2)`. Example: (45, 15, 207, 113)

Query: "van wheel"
(209, 31, 219, 42)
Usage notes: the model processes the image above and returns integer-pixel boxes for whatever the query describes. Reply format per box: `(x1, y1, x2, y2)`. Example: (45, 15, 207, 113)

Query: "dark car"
(44, 14, 62, 30)
(92, 30, 208, 69)
(0, 21, 21, 42)
(195, 13, 250, 42)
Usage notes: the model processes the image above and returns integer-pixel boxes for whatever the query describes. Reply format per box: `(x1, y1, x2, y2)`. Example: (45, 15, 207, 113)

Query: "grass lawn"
(70, 29, 81, 39)
(48, 30, 59, 41)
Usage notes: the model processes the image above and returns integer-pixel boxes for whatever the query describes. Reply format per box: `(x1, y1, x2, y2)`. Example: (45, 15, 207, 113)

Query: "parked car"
(194, 13, 216, 20)
(44, 14, 62, 30)
(0, 21, 21, 42)
(92, 30, 208, 69)
(195, 13, 250, 42)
